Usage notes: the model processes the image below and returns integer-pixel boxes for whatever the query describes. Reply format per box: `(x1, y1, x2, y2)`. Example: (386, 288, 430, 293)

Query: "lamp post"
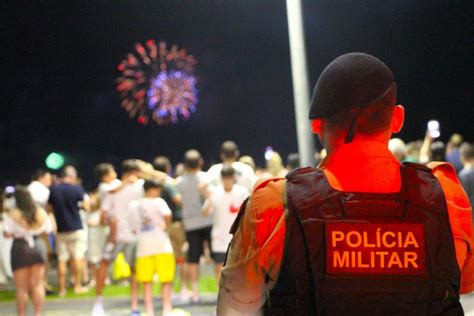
(286, 0, 315, 167)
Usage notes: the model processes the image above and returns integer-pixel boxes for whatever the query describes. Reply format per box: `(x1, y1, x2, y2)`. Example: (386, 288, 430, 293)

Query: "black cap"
(309, 52, 395, 119)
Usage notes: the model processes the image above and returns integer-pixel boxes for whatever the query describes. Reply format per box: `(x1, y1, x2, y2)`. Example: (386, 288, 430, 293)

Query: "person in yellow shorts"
(127, 180, 177, 316)
(135, 253, 175, 284)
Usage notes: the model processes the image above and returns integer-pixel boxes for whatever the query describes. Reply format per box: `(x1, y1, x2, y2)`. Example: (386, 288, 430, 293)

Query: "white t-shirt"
(98, 179, 122, 201)
(127, 197, 173, 258)
(207, 162, 256, 193)
(28, 181, 50, 209)
(208, 184, 248, 252)
(87, 182, 111, 262)
(101, 179, 144, 243)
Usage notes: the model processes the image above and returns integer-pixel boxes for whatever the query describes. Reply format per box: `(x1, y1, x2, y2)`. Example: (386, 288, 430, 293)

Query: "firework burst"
(116, 40, 198, 125)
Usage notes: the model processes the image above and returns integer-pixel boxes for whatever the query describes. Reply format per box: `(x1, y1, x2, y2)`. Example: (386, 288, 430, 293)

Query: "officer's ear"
(391, 105, 405, 134)
(311, 119, 323, 135)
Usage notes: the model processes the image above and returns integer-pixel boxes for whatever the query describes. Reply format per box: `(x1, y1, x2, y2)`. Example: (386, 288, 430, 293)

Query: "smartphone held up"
(427, 120, 440, 138)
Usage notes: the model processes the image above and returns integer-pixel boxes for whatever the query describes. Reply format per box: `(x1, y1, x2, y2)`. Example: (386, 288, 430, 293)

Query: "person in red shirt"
(217, 53, 473, 315)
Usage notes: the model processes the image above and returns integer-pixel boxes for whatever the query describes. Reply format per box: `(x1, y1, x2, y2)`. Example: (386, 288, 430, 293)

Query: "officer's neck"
(324, 133, 389, 156)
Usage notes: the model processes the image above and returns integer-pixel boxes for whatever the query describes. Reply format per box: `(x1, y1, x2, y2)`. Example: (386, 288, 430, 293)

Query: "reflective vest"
(264, 163, 462, 316)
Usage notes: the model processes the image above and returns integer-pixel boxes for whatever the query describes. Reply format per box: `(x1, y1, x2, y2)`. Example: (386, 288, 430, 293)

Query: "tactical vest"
(264, 163, 462, 316)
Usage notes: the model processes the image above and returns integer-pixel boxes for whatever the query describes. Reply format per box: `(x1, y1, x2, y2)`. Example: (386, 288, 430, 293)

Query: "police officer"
(217, 53, 473, 315)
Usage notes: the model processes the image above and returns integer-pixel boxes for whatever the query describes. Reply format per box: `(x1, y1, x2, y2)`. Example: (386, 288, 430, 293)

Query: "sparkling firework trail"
(116, 40, 198, 125)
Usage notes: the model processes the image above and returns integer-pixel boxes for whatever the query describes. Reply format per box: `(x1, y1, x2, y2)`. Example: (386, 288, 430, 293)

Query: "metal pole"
(286, 0, 315, 167)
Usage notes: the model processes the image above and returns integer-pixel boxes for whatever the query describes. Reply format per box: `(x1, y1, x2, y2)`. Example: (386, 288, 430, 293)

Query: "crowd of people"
(387, 132, 474, 209)
(1, 135, 473, 315)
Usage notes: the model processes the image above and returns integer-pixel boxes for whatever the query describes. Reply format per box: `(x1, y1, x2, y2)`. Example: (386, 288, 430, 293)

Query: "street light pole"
(286, 0, 315, 167)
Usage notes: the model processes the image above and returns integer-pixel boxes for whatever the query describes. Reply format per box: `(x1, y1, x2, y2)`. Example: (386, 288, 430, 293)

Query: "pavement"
(1, 293, 473, 315)
(0, 258, 219, 316)
(0, 294, 217, 316)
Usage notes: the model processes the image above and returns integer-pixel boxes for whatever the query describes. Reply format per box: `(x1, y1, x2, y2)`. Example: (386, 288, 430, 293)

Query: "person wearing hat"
(217, 53, 473, 315)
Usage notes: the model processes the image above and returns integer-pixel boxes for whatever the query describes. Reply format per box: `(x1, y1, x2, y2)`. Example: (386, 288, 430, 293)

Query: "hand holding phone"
(427, 120, 440, 138)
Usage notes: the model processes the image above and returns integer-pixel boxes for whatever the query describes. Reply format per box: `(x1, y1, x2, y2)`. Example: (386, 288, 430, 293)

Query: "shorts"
(102, 242, 136, 268)
(87, 226, 108, 264)
(40, 233, 52, 256)
(168, 221, 186, 261)
(135, 253, 175, 283)
(76, 229, 88, 260)
(11, 237, 47, 271)
(185, 226, 211, 264)
(56, 230, 86, 261)
(211, 252, 226, 264)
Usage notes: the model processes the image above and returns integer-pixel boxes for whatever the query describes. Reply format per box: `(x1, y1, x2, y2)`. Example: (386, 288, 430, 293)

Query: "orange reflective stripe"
(428, 162, 472, 244)
(429, 161, 474, 293)
(251, 178, 286, 250)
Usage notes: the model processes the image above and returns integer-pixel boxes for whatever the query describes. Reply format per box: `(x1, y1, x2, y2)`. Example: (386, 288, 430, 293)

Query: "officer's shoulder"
(249, 177, 286, 212)
(401, 161, 460, 185)
(252, 177, 286, 193)
(286, 166, 316, 179)
(426, 161, 460, 184)
(228, 177, 286, 234)
(426, 161, 456, 173)
(249, 167, 320, 207)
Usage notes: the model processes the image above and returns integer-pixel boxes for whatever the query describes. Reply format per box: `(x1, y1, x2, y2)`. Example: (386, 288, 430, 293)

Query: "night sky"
(2, 0, 473, 189)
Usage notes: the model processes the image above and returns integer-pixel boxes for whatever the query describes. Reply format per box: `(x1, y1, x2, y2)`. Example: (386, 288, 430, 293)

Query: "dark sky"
(2, 0, 473, 189)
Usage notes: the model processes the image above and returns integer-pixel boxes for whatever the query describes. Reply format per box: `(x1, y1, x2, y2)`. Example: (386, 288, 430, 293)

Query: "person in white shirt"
(92, 160, 144, 316)
(86, 163, 121, 288)
(207, 141, 257, 193)
(127, 180, 176, 316)
(27, 169, 52, 210)
(27, 169, 54, 294)
(96, 163, 122, 201)
(203, 166, 248, 281)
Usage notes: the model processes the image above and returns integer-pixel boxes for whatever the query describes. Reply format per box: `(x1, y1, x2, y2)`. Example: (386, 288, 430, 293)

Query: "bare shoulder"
(35, 207, 48, 221)
(6, 208, 21, 221)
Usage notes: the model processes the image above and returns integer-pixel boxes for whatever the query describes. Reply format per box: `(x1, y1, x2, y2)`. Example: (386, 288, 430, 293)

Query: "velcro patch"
(325, 222, 426, 276)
